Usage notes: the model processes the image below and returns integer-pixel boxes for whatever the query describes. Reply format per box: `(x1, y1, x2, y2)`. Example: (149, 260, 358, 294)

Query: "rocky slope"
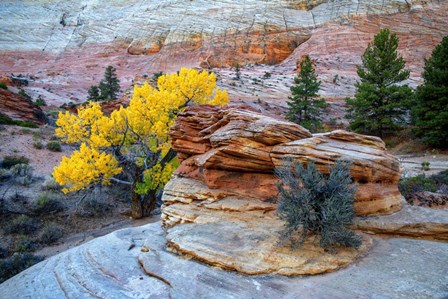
(0, 0, 447, 108)
(0, 87, 45, 125)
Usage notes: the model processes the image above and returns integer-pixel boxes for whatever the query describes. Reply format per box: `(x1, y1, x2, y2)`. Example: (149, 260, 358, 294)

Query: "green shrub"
(421, 161, 430, 171)
(14, 120, 38, 128)
(34, 96, 47, 107)
(0, 82, 7, 90)
(275, 160, 362, 250)
(152, 71, 164, 81)
(1, 155, 29, 169)
(39, 223, 63, 245)
(41, 176, 61, 191)
(33, 140, 44, 149)
(18, 89, 31, 100)
(399, 170, 448, 202)
(46, 141, 62, 152)
(0, 253, 44, 283)
(33, 192, 64, 214)
(0, 113, 38, 128)
(13, 237, 38, 253)
(0, 113, 16, 125)
(3, 215, 39, 235)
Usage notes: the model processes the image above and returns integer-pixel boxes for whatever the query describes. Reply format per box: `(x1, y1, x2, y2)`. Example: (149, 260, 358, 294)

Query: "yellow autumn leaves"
(53, 68, 228, 193)
(54, 144, 122, 193)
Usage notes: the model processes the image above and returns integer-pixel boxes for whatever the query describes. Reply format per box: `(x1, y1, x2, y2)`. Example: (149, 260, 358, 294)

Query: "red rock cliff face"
(0, 88, 45, 125)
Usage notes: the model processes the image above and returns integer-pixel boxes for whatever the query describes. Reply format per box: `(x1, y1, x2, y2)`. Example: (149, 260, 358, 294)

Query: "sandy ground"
(398, 154, 448, 177)
(0, 125, 69, 178)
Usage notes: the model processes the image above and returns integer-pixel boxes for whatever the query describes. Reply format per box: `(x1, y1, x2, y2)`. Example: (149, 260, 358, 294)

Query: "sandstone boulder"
(271, 130, 403, 216)
(168, 105, 401, 216)
(161, 105, 405, 275)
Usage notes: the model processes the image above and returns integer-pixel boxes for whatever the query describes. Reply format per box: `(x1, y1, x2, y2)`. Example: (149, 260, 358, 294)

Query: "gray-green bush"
(275, 160, 362, 250)
(0, 253, 44, 283)
(39, 223, 63, 245)
(3, 215, 39, 235)
(46, 141, 62, 152)
(33, 192, 64, 215)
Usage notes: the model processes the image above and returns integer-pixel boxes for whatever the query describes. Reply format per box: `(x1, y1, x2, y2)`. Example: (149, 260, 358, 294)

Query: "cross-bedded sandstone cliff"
(0, 0, 447, 108)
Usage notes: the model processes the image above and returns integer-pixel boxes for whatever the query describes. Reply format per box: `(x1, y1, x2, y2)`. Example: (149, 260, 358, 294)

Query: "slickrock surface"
(353, 204, 448, 241)
(1, 222, 448, 298)
(1, 1, 447, 106)
(161, 105, 406, 275)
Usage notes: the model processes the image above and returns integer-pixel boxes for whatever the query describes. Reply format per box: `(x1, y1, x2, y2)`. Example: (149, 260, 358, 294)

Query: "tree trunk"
(130, 188, 157, 219)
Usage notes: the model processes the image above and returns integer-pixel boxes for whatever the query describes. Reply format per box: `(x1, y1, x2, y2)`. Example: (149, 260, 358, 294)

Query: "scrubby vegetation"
(3, 215, 39, 235)
(46, 141, 62, 152)
(33, 192, 65, 215)
(0, 113, 38, 128)
(275, 160, 362, 250)
(39, 223, 63, 245)
(0, 82, 8, 90)
(399, 170, 448, 206)
(0, 253, 44, 283)
(1, 155, 29, 169)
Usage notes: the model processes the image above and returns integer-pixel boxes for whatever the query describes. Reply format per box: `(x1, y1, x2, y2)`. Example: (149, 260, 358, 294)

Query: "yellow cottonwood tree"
(53, 68, 228, 218)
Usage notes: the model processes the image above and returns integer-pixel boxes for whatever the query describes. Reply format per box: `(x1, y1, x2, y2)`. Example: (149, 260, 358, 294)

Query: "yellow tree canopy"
(53, 68, 228, 195)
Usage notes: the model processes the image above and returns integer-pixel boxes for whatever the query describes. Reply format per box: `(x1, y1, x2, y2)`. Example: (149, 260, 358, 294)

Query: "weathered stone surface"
(162, 105, 408, 276)
(271, 130, 403, 216)
(169, 106, 401, 216)
(2, 222, 448, 299)
(353, 204, 448, 241)
(1, 1, 447, 108)
(167, 221, 372, 276)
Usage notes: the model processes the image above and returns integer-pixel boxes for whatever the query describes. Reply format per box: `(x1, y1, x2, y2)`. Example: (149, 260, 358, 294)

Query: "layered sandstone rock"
(167, 105, 401, 217)
(271, 131, 403, 215)
(161, 105, 403, 275)
(0, 88, 45, 125)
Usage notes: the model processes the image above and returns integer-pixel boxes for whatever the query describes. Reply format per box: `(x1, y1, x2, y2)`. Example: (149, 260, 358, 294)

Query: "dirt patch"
(0, 125, 69, 177)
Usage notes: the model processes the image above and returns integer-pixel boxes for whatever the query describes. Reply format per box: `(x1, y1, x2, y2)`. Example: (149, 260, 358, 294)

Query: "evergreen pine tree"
(99, 66, 120, 101)
(413, 36, 448, 147)
(286, 55, 327, 132)
(346, 28, 412, 138)
(87, 85, 101, 102)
